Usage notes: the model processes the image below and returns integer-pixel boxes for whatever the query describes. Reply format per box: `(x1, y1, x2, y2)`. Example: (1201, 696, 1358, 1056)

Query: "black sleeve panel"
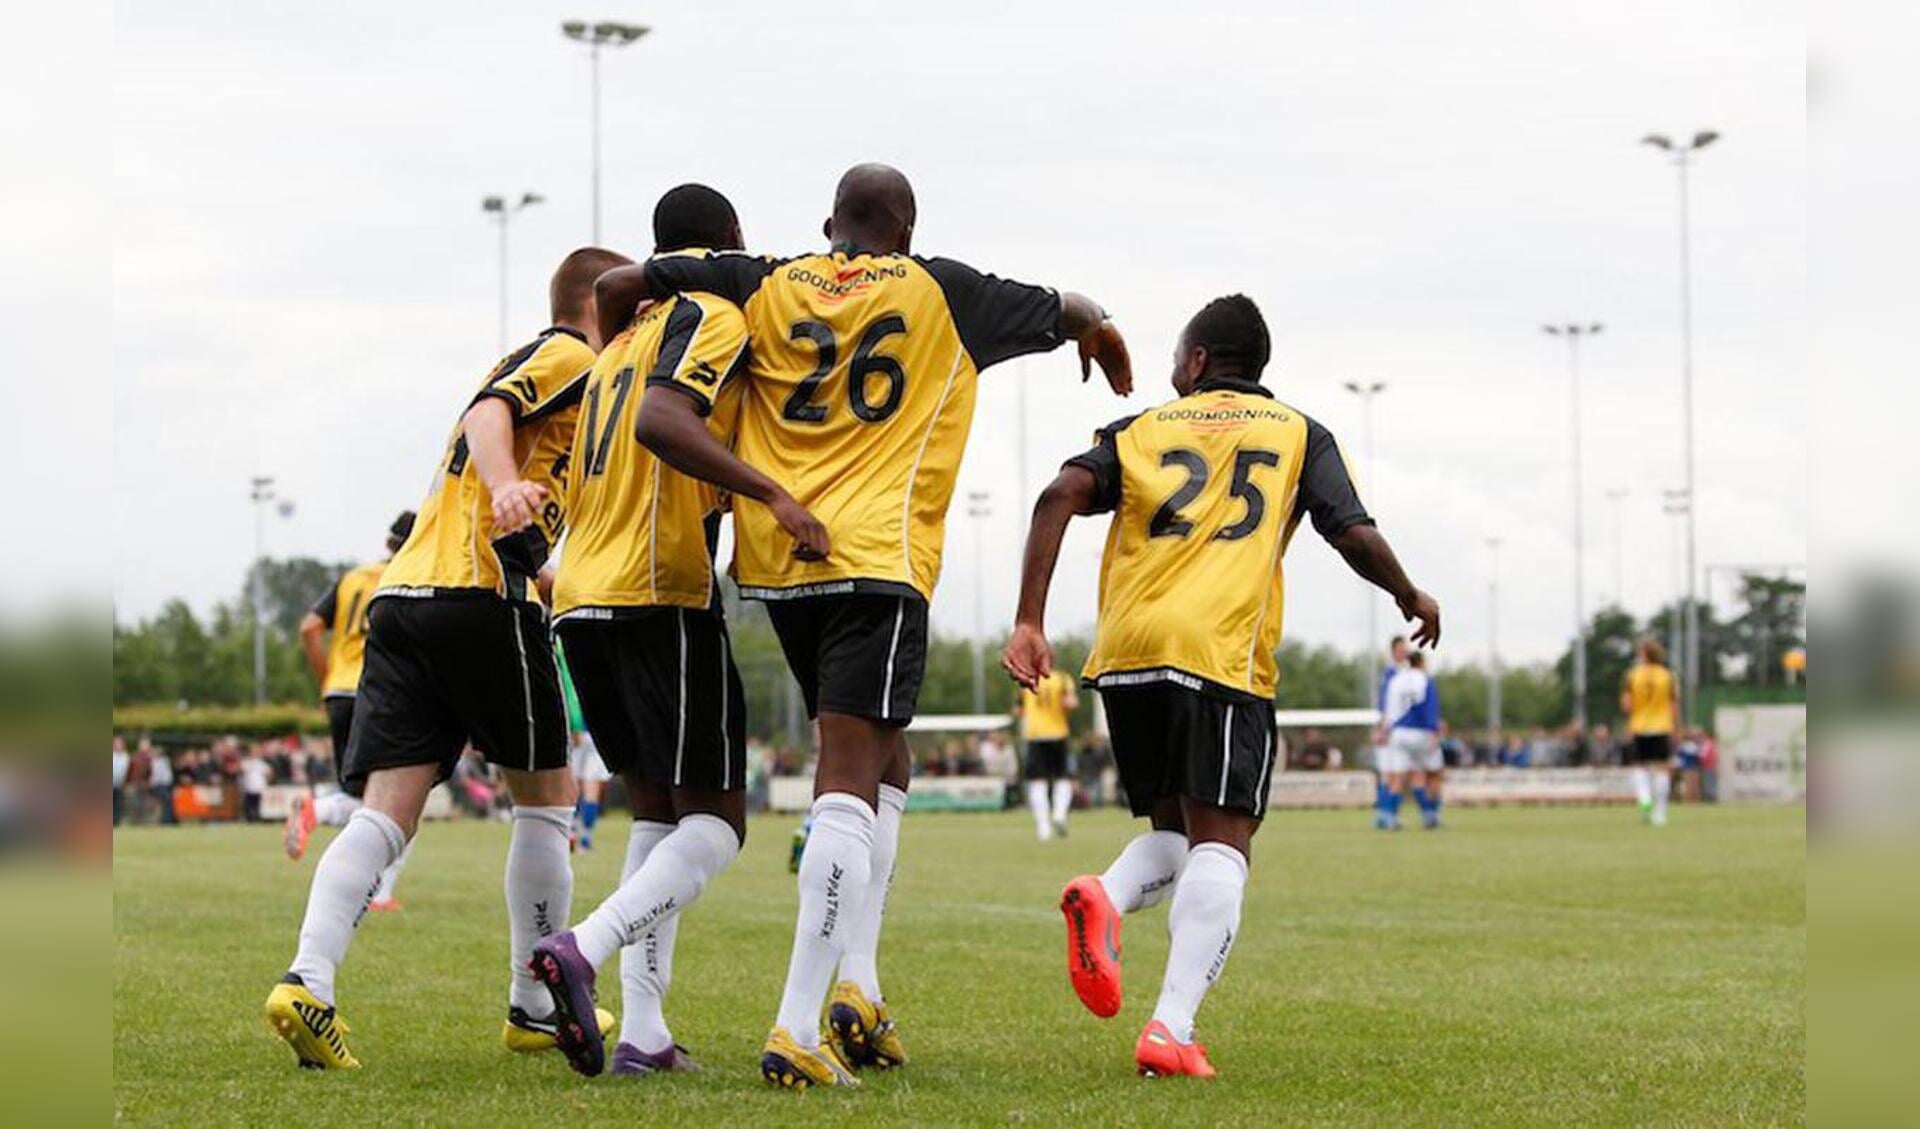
(310, 584, 339, 629)
(918, 256, 1065, 371)
(1060, 413, 1141, 516)
(642, 252, 776, 307)
(1298, 414, 1375, 540)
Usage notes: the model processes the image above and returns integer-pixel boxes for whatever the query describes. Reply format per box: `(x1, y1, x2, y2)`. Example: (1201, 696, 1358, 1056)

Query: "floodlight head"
(1542, 324, 1562, 336)
(1589, 323, 1604, 335)
(1640, 133, 1673, 150)
(561, 20, 588, 39)
(482, 195, 505, 213)
(519, 191, 544, 207)
(1691, 129, 1721, 150)
(1342, 380, 1363, 393)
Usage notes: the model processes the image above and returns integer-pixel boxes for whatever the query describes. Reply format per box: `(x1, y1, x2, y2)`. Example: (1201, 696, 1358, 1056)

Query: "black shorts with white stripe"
(765, 594, 929, 728)
(342, 593, 568, 792)
(323, 695, 361, 796)
(554, 609, 746, 792)
(1100, 682, 1278, 819)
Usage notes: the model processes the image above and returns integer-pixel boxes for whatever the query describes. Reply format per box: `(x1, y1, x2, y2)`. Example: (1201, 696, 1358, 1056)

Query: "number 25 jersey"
(1071, 379, 1372, 702)
(640, 250, 1066, 602)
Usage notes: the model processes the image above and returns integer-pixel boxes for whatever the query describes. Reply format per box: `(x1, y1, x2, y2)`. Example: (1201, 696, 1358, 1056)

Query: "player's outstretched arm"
(1060, 293, 1132, 396)
(297, 612, 328, 684)
(1003, 465, 1100, 689)
(463, 397, 546, 534)
(635, 391, 829, 561)
(594, 265, 652, 347)
(1330, 524, 1441, 648)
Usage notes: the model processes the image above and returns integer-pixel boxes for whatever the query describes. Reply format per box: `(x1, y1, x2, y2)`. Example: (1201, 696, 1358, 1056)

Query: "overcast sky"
(103, 0, 1805, 665)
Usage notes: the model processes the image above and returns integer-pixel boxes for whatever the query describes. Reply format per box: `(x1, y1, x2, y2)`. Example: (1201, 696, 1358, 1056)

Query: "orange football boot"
(1134, 1020, 1215, 1078)
(1060, 875, 1122, 1017)
(283, 794, 316, 861)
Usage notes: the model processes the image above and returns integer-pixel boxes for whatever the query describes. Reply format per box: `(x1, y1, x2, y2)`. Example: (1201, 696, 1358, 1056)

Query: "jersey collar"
(545, 325, 589, 345)
(1195, 376, 1272, 398)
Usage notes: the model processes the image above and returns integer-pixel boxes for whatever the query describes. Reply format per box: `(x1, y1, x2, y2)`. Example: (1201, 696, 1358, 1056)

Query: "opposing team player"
(1002, 295, 1439, 1077)
(1621, 637, 1679, 825)
(284, 510, 416, 913)
(1380, 651, 1441, 830)
(1017, 668, 1079, 840)
(1370, 635, 1410, 829)
(557, 645, 610, 851)
(528, 185, 826, 1079)
(263, 248, 627, 1070)
(598, 163, 1132, 1088)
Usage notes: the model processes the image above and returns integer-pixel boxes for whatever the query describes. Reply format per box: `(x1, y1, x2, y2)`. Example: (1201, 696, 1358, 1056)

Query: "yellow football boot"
(264, 975, 359, 1070)
(760, 1026, 860, 1089)
(827, 980, 907, 1069)
(501, 1005, 616, 1054)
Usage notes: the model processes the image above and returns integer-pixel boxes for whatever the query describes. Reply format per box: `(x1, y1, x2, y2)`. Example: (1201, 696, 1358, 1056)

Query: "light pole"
(249, 476, 294, 706)
(1663, 488, 1689, 670)
(481, 191, 544, 353)
(1542, 322, 1602, 739)
(1641, 128, 1719, 725)
(1604, 487, 1629, 608)
(967, 491, 992, 715)
(1341, 380, 1387, 702)
(1485, 536, 1503, 749)
(561, 20, 650, 243)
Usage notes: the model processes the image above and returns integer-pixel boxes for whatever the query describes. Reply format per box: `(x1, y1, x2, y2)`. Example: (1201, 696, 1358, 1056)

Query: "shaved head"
(827, 162, 916, 253)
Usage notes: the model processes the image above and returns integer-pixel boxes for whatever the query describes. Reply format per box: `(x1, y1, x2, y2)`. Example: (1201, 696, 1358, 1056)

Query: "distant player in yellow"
(1016, 669, 1080, 840)
(264, 248, 627, 1071)
(598, 162, 1132, 1088)
(283, 510, 415, 914)
(527, 185, 824, 1080)
(1620, 637, 1679, 826)
(1003, 294, 1438, 1078)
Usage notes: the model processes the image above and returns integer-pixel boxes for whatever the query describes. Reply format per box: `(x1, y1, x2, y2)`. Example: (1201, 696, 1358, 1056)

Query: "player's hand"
(769, 490, 830, 562)
(1001, 621, 1054, 691)
(1400, 589, 1441, 648)
(1079, 321, 1132, 396)
(491, 480, 548, 534)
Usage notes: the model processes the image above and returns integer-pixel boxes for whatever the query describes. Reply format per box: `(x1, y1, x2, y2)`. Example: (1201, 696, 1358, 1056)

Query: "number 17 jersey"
(1071, 379, 1373, 702)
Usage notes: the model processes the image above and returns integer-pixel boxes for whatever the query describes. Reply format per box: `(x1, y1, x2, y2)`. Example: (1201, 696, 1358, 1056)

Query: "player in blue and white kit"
(1371, 636, 1410, 829)
(1378, 652, 1440, 830)
(1404, 658, 1444, 829)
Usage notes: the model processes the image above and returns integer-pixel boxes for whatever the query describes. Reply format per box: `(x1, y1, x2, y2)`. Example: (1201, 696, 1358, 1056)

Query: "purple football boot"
(611, 1041, 703, 1076)
(528, 932, 604, 1076)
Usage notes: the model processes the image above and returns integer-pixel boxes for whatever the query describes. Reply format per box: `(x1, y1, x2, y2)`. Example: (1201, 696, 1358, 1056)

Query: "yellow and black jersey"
(311, 560, 385, 697)
(1020, 669, 1075, 741)
(1075, 379, 1372, 702)
(1623, 662, 1678, 735)
(380, 327, 594, 603)
(640, 249, 1066, 603)
(553, 290, 748, 618)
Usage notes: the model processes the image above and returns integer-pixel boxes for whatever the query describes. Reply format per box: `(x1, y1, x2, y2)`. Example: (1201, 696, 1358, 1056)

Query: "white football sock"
(1632, 768, 1652, 808)
(774, 793, 873, 1047)
(1027, 779, 1052, 839)
(1152, 841, 1248, 1043)
(1050, 778, 1074, 824)
(288, 807, 406, 1006)
(617, 820, 676, 1052)
(505, 805, 574, 1015)
(1099, 829, 1188, 913)
(372, 838, 412, 903)
(573, 813, 739, 968)
(313, 791, 361, 826)
(1652, 771, 1671, 819)
(839, 783, 905, 1001)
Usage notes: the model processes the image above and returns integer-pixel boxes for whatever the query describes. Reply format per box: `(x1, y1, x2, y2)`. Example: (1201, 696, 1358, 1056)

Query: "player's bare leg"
(1134, 801, 1258, 1078)
(1062, 796, 1186, 1018)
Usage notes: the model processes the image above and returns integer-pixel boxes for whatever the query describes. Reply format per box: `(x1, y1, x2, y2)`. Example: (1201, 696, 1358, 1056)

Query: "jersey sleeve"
(1297, 415, 1374, 540)
(644, 293, 751, 418)
(1061, 414, 1140, 515)
(310, 583, 339, 629)
(919, 257, 1065, 371)
(642, 251, 777, 308)
(475, 333, 591, 422)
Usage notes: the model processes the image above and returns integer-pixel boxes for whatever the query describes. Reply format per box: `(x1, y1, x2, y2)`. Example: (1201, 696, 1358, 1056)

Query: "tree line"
(112, 558, 1802, 742)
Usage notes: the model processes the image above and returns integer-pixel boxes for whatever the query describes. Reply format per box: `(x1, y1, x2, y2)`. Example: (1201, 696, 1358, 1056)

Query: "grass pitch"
(113, 804, 1804, 1126)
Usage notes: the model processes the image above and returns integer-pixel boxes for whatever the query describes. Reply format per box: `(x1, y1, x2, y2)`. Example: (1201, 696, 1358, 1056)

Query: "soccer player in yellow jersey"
(264, 248, 628, 1071)
(597, 163, 1132, 1088)
(282, 512, 415, 914)
(1620, 637, 1680, 825)
(528, 186, 823, 1079)
(1003, 295, 1439, 1078)
(1016, 669, 1079, 841)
